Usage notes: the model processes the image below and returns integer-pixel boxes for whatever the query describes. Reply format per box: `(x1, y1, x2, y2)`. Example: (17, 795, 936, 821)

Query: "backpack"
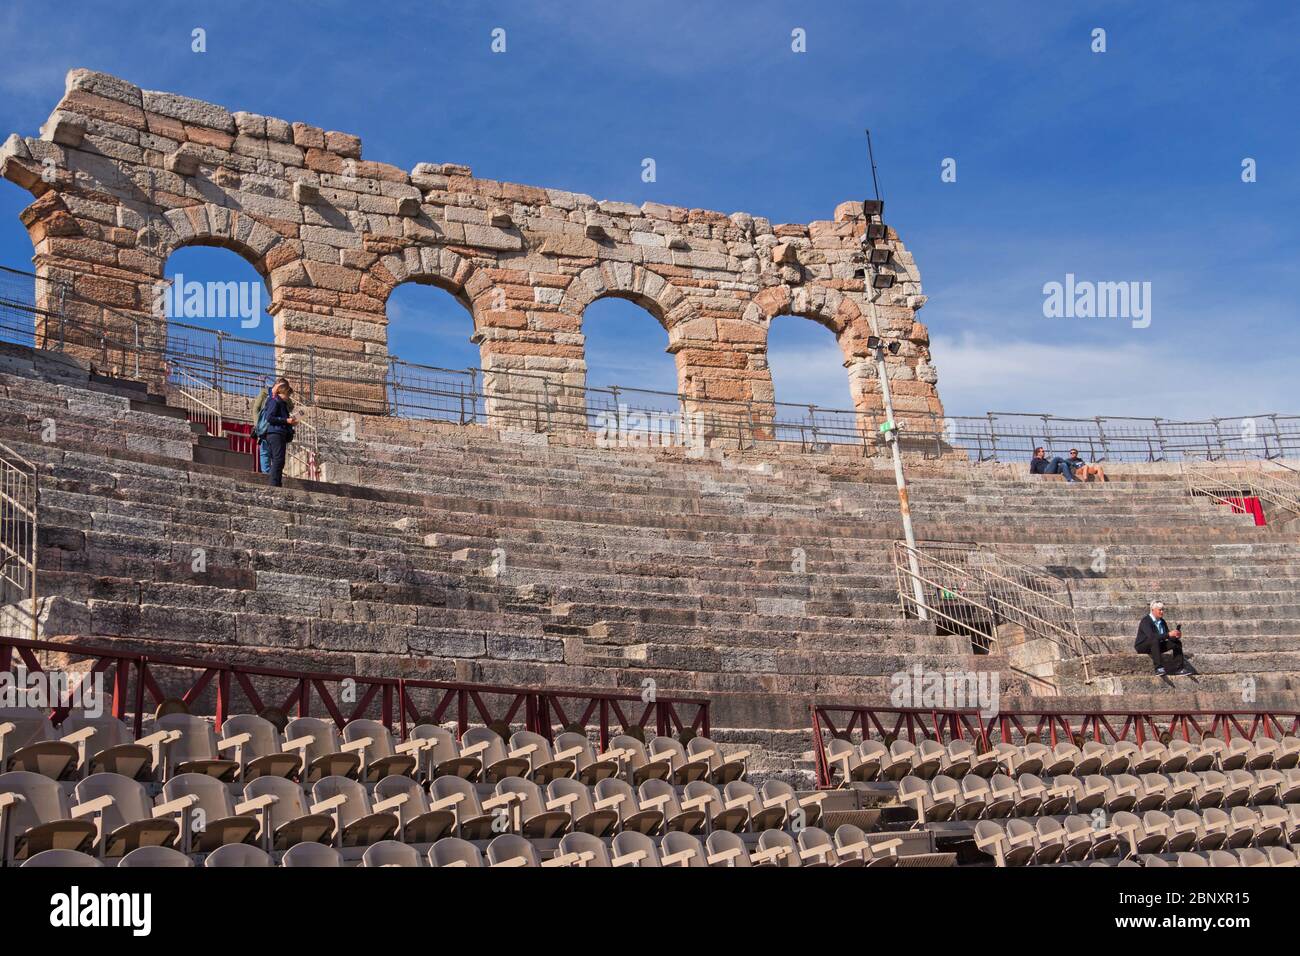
(253, 389, 273, 438)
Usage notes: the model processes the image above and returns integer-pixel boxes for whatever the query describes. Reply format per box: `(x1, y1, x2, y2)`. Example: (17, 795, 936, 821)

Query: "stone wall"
(1, 68, 944, 434)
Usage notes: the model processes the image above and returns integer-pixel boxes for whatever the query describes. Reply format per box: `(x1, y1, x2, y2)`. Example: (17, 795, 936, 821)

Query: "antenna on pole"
(864, 128, 882, 204)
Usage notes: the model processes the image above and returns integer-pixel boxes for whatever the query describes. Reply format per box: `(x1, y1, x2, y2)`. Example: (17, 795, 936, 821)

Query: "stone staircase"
(1, 342, 1298, 783)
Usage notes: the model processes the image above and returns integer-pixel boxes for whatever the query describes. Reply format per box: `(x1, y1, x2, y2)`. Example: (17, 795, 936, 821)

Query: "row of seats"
(825, 734, 1300, 785)
(898, 766, 1300, 823)
(0, 767, 822, 864)
(0, 707, 747, 789)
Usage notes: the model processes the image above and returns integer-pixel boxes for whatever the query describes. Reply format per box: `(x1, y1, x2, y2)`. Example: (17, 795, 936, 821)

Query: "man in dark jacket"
(261, 379, 297, 487)
(1135, 601, 1187, 675)
(1029, 446, 1077, 482)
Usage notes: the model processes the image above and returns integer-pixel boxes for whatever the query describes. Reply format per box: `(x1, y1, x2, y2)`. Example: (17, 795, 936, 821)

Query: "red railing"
(0, 635, 709, 745)
(811, 702, 1300, 789)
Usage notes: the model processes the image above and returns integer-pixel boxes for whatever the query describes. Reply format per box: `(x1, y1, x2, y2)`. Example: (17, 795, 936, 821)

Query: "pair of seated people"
(1029, 447, 1106, 482)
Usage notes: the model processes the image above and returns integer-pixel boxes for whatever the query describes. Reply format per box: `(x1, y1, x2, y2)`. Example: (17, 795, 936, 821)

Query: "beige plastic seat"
(993, 743, 1030, 776)
(1254, 805, 1287, 846)
(687, 735, 749, 785)
(547, 777, 616, 837)
(428, 836, 484, 868)
(1161, 739, 1193, 773)
(1043, 742, 1080, 776)
(1136, 774, 1170, 812)
(725, 780, 785, 831)
(1233, 847, 1269, 867)
(118, 844, 193, 867)
(1066, 776, 1108, 814)
(555, 731, 620, 785)
(686, 780, 745, 833)
(408, 725, 482, 781)
(1032, 818, 1066, 865)
(204, 842, 272, 867)
(1196, 807, 1230, 851)
(21, 848, 103, 867)
(461, 728, 529, 783)
(283, 717, 363, 783)
(493, 776, 571, 838)
(1288, 806, 1300, 843)
(975, 820, 1030, 867)
(509, 730, 575, 784)
(795, 826, 840, 867)
(1250, 769, 1282, 805)
(857, 739, 889, 781)
(956, 775, 988, 819)
(1076, 742, 1106, 776)
(611, 734, 671, 785)
(311, 775, 399, 847)
(62, 712, 166, 781)
(756, 828, 800, 867)
(659, 830, 706, 867)
(1020, 742, 1051, 776)
(970, 741, 1002, 779)
(217, 714, 300, 781)
(0, 708, 84, 780)
(362, 839, 421, 867)
(1194, 771, 1228, 809)
(942, 739, 974, 778)
(1099, 743, 1132, 775)
(760, 780, 826, 828)
(1221, 770, 1253, 808)
(985, 774, 1016, 818)
(281, 841, 342, 867)
(1164, 771, 1198, 810)
(1167, 810, 1201, 853)
(1221, 738, 1253, 771)
(593, 777, 661, 835)
(835, 822, 901, 867)
(898, 776, 947, 825)
(611, 830, 661, 867)
(1206, 850, 1239, 867)
(486, 832, 583, 868)
(429, 775, 497, 840)
(156, 772, 259, 853)
(0, 770, 98, 863)
(882, 740, 915, 781)
(1105, 774, 1140, 813)
(912, 739, 945, 780)
(1175, 851, 1209, 867)
(1275, 735, 1300, 770)
(558, 830, 611, 867)
(824, 738, 868, 785)
(1039, 777, 1073, 816)
(638, 778, 703, 833)
(241, 775, 334, 850)
(1132, 741, 1165, 775)
(648, 736, 709, 785)
(1138, 853, 1170, 867)
(1264, 846, 1297, 866)
(1184, 739, 1216, 773)
(373, 774, 455, 843)
(155, 714, 239, 781)
(73, 771, 179, 858)
(1061, 815, 1094, 861)
(1139, 811, 1174, 854)
(344, 719, 418, 782)
(1278, 768, 1300, 803)
(1013, 774, 1045, 817)
(705, 829, 751, 867)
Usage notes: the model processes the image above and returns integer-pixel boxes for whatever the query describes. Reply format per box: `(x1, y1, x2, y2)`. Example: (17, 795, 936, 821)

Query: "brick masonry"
(1, 68, 944, 431)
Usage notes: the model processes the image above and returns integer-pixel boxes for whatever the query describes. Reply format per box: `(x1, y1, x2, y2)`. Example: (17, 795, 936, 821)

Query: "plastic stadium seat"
(1184, 740, 1216, 773)
(408, 725, 482, 781)
(1061, 815, 1095, 861)
(281, 841, 342, 867)
(509, 730, 575, 784)
(688, 735, 749, 784)
(594, 778, 661, 835)
(659, 831, 706, 867)
(1254, 805, 1287, 846)
(1276, 736, 1300, 770)
(282, 717, 363, 783)
(760, 779, 826, 828)
(1166, 810, 1201, 852)
(157, 772, 259, 853)
(1265, 846, 1297, 866)
(1133, 741, 1165, 775)
(796, 826, 842, 867)
(975, 819, 1031, 867)
(217, 714, 301, 781)
(429, 775, 498, 840)
(985, 774, 1017, 818)
(1194, 771, 1228, 809)
(0, 771, 98, 863)
(554, 731, 621, 785)
(942, 739, 974, 778)
(547, 777, 617, 837)
(611, 830, 661, 867)
(241, 775, 334, 850)
(559, 830, 611, 867)
(1280, 768, 1300, 804)
(725, 780, 785, 831)
(361, 839, 421, 867)
(1105, 775, 1140, 813)
(459, 729, 527, 783)
(1109, 811, 1145, 858)
(1206, 850, 1238, 867)
(205, 843, 272, 867)
(1043, 742, 1080, 776)
(1138, 853, 1170, 867)
(1140, 811, 1175, 853)
(757, 829, 800, 867)
(155, 714, 239, 781)
(957, 775, 989, 820)
(1100, 743, 1132, 775)
(344, 719, 419, 782)
(1165, 771, 1198, 810)
(22, 848, 103, 867)
(118, 844, 193, 867)
(1019, 742, 1051, 776)
(1136, 774, 1170, 812)
(0, 708, 82, 779)
(691, 780, 748, 834)
(372, 774, 455, 844)
(492, 776, 570, 838)
(1196, 808, 1230, 851)
(310, 775, 399, 847)
(1222, 770, 1253, 808)
(1224, 807, 1256, 848)
(1039, 777, 1073, 816)
(428, 836, 483, 868)
(1076, 742, 1106, 776)
(824, 738, 869, 785)
(648, 736, 709, 785)
(1175, 852, 1208, 867)
(1013, 774, 1045, 817)
(610, 735, 671, 785)
(912, 739, 945, 780)
(882, 741, 915, 781)
(638, 778, 703, 834)
(899, 775, 955, 824)
(73, 772, 179, 858)
(1032, 818, 1066, 865)
(486, 833, 540, 867)
(1060, 775, 1106, 815)
(1160, 739, 1193, 773)
(1250, 769, 1282, 805)
(1221, 738, 1253, 772)
(1233, 848, 1268, 867)
(1288, 806, 1300, 843)
(834, 823, 901, 867)
(705, 830, 751, 867)
(61, 712, 166, 781)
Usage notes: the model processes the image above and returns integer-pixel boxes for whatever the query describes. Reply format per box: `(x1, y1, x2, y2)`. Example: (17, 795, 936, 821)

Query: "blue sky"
(0, 1, 1296, 420)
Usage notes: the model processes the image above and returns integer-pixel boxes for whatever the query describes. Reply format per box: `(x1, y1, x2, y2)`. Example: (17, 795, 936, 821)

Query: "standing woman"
(261, 378, 297, 487)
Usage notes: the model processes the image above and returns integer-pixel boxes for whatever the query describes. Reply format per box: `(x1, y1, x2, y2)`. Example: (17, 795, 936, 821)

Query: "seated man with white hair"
(1135, 601, 1188, 676)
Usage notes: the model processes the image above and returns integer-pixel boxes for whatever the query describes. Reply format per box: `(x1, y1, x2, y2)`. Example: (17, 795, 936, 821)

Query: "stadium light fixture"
(865, 222, 887, 240)
(871, 273, 895, 289)
(868, 247, 892, 265)
(863, 199, 884, 217)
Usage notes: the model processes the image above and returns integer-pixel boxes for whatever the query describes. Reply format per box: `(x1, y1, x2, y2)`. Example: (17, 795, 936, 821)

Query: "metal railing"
(0, 441, 37, 642)
(893, 540, 1091, 682)
(1182, 460, 1300, 519)
(2, 264, 1298, 461)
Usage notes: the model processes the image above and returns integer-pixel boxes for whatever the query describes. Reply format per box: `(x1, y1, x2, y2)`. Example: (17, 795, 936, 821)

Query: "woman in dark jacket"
(261, 379, 297, 487)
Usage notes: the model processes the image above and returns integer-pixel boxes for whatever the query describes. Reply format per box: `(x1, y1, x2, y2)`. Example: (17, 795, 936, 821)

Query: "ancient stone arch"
(1, 68, 944, 434)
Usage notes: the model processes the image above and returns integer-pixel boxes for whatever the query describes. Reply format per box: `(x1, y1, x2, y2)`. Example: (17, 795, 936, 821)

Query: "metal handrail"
(0, 439, 38, 642)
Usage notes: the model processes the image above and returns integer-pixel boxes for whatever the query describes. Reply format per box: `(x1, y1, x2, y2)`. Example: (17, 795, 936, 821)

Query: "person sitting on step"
(1065, 448, 1106, 482)
(1029, 446, 1077, 482)
(1135, 601, 1189, 676)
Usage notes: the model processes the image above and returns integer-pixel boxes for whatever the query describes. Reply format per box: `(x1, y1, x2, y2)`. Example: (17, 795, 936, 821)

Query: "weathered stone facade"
(2, 68, 943, 431)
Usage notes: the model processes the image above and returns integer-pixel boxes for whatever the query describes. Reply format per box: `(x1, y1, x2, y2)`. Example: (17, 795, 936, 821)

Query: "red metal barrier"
(0, 635, 709, 744)
(811, 702, 1300, 789)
